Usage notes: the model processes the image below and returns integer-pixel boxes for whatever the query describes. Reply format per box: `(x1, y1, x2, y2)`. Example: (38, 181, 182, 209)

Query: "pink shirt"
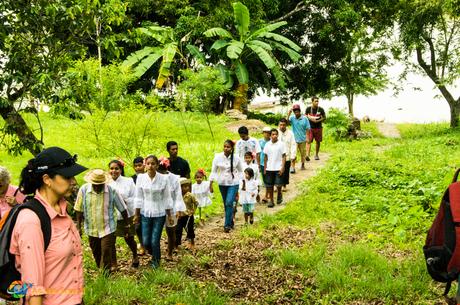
(0, 184, 26, 218)
(9, 191, 84, 305)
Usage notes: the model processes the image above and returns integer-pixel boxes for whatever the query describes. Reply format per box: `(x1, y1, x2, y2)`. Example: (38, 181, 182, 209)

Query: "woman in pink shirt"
(0, 166, 26, 219)
(9, 147, 87, 305)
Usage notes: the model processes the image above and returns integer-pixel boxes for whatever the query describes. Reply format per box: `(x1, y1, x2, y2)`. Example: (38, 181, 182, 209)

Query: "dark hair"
(145, 155, 159, 164)
(279, 118, 288, 124)
(238, 126, 249, 135)
(133, 156, 144, 164)
(244, 151, 253, 159)
(311, 96, 319, 101)
(166, 141, 178, 151)
(194, 170, 206, 179)
(244, 167, 254, 179)
(271, 128, 279, 134)
(19, 159, 57, 196)
(224, 139, 235, 179)
(158, 160, 170, 172)
(108, 160, 125, 176)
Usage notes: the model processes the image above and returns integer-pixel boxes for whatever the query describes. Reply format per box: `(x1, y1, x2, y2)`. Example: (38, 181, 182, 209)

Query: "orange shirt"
(9, 191, 84, 305)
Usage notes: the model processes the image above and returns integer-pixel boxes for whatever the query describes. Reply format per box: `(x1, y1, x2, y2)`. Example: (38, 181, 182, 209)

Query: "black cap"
(34, 147, 87, 177)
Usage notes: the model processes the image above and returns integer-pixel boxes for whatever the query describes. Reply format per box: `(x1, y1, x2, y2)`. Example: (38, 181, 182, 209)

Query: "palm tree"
(122, 26, 203, 89)
(204, 2, 302, 111)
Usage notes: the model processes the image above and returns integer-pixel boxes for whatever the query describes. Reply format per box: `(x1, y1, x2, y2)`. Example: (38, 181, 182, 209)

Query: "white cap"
(262, 127, 271, 132)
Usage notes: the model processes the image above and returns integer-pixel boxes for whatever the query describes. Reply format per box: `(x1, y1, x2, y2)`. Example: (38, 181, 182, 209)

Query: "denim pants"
(141, 215, 166, 267)
(218, 185, 239, 229)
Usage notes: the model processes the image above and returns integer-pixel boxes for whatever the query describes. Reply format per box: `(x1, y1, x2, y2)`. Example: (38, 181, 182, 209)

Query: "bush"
(247, 111, 284, 125)
(325, 108, 352, 140)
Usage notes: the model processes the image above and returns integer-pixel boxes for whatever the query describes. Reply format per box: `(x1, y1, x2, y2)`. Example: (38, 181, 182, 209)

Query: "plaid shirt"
(74, 183, 127, 238)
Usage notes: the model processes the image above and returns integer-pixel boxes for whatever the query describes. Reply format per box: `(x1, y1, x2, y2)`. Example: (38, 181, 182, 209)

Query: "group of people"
(0, 97, 325, 305)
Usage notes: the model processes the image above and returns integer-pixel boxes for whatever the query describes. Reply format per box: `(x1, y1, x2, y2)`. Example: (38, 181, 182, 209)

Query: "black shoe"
(306, 156, 311, 161)
(277, 197, 283, 205)
(267, 201, 275, 208)
(224, 227, 231, 233)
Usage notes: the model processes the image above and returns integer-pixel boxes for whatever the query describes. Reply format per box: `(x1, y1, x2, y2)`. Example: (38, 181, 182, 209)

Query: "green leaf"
(132, 50, 163, 78)
(186, 44, 205, 64)
(271, 41, 302, 62)
(248, 40, 273, 51)
(249, 21, 287, 40)
(217, 64, 234, 89)
(227, 40, 244, 59)
(258, 32, 302, 52)
(235, 62, 249, 84)
(156, 42, 178, 88)
(139, 27, 169, 44)
(210, 39, 231, 51)
(122, 47, 158, 68)
(204, 27, 233, 39)
(233, 2, 250, 40)
(271, 65, 286, 89)
(247, 43, 276, 69)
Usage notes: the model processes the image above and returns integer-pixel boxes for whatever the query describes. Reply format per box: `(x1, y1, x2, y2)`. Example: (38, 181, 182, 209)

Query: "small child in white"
(239, 167, 258, 225)
(191, 169, 213, 225)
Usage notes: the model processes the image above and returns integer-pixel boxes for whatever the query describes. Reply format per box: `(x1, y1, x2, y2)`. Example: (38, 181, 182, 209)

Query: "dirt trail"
(377, 122, 401, 138)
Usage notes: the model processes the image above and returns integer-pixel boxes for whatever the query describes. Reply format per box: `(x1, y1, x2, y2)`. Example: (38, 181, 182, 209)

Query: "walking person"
(157, 157, 185, 260)
(287, 104, 310, 171)
(0, 166, 25, 219)
(306, 96, 326, 160)
(239, 168, 258, 225)
(75, 169, 130, 273)
(235, 126, 261, 166)
(210, 140, 244, 232)
(263, 129, 286, 207)
(176, 178, 198, 251)
(131, 156, 146, 255)
(134, 155, 174, 268)
(167, 141, 191, 178)
(259, 127, 272, 203)
(10, 147, 87, 305)
(278, 118, 297, 190)
(108, 160, 139, 268)
(192, 169, 213, 225)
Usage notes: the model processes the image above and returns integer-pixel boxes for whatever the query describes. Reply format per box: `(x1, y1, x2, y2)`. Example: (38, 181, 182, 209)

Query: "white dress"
(192, 181, 212, 208)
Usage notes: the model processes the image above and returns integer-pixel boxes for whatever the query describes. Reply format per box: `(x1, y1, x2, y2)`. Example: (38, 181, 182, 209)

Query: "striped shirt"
(74, 183, 127, 238)
(134, 173, 173, 217)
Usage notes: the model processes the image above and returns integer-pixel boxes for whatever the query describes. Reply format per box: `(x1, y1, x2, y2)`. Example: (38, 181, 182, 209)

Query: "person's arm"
(279, 153, 286, 175)
(133, 181, 143, 225)
(290, 133, 297, 161)
(163, 179, 174, 225)
(263, 146, 268, 174)
(74, 188, 84, 235)
(209, 155, 218, 193)
(318, 108, 326, 122)
(286, 109, 292, 123)
(113, 188, 130, 234)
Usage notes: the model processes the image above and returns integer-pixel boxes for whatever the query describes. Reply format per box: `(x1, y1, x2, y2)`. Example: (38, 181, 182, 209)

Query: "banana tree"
(204, 2, 302, 111)
(122, 26, 204, 89)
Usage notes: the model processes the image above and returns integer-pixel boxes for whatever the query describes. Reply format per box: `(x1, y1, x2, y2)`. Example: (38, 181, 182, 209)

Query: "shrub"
(247, 111, 284, 125)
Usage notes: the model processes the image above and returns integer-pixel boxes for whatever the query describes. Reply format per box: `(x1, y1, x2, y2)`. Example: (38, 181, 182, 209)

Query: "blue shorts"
(265, 170, 283, 187)
(242, 203, 255, 213)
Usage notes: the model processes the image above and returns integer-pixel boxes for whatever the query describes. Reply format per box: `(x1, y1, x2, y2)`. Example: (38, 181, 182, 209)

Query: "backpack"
(0, 198, 51, 301)
(423, 168, 460, 296)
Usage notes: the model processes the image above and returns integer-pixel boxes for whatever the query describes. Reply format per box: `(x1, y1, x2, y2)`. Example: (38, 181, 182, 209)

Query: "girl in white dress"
(192, 169, 213, 224)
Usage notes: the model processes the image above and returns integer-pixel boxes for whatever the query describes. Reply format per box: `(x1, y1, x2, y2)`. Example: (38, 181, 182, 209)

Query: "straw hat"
(180, 177, 191, 185)
(84, 169, 111, 185)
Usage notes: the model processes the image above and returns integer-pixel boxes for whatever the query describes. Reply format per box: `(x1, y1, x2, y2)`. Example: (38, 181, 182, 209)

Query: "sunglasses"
(36, 155, 78, 172)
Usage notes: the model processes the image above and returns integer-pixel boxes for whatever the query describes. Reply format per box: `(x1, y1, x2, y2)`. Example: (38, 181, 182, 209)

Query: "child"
(131, 156, 145, 184)
(192, 169, 213, 225)
(239, 168, 258, 225)
(243, 151, 260, 202)
(235, 126, 261, 166)
(176, 178, 198, 250)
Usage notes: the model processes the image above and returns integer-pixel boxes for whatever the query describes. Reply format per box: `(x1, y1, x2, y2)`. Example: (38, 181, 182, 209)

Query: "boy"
(176, 178, 198, 251)
(278, 118, 296, 190)
(131, 156, 145, 184)
(259, 127, 272, 202)
(287, 104, 310, 171)
(263, 129, 286, 208)
(306, 96, 326, 160)
(235, 126, 261, 166)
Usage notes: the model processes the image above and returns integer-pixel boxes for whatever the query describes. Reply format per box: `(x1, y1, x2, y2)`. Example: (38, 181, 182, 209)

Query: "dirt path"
(377, 122, 401, 138)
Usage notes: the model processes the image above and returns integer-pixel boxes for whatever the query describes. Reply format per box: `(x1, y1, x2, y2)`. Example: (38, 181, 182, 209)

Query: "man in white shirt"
(278, 118, 297, 190)
(263, 129, 286, 208)
(235, 126, 261, 166)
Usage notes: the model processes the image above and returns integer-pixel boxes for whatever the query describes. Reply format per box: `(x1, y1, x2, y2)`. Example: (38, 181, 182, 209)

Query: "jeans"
(218, 185, 239, 229)
(141, 215, 166, 267)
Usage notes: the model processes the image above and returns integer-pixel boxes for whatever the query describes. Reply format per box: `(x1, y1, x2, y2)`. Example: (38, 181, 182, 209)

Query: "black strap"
(453, 168, 460, 183)
(443, 281, 452, 296)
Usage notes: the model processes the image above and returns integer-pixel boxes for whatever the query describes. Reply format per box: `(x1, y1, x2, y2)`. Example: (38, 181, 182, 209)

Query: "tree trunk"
(448, 99, 460, 128)
(0, 103, 43, 156)
(233, 83, 248, 112)
(346, 92, 354, 117)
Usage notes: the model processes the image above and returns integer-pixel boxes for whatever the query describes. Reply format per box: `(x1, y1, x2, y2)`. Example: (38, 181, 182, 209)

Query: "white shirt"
(263, 140, 286, 171)
(210, 152, 244, 186)
(239, 178, 258, 204)
(192, 181, 212, 208)
(243, 161, 260, 185)
(278, 128, 297, 160)
(109, 175, 136, 219)
(167, 172, 186, 214)
(235, 137, 261, 161)
(134, 172, 173, 217)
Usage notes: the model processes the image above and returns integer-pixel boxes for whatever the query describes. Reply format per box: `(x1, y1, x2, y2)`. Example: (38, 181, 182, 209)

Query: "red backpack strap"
(447, 182, 460, 274)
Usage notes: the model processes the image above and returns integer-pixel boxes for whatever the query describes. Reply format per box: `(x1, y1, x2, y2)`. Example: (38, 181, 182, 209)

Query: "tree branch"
(271, 1, 309, 23)
(421, 34, 436, 77)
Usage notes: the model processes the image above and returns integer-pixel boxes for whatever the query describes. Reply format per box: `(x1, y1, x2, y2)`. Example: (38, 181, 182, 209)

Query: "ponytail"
(19, 158, 56, 196)
(225, 139, 235, 179)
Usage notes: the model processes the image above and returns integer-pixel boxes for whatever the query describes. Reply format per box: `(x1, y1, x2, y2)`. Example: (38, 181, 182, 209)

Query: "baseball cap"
(292, 104, 301, 111)
(34, 147, 88, 177)
(262, 127, 272, 132)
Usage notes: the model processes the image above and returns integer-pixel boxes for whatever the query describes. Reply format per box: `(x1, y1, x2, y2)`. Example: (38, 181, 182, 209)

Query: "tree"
(398, 0, 460, 127)
(203, 2, 302, 111)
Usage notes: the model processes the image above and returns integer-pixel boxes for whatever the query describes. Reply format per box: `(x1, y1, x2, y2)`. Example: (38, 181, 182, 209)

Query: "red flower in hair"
(158, 156, 170, 169)
(251, 152, 256, 159)
(197, 168, 207, 176)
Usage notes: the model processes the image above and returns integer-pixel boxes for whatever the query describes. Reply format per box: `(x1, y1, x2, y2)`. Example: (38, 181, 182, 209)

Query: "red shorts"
(308, 128, 323, 142)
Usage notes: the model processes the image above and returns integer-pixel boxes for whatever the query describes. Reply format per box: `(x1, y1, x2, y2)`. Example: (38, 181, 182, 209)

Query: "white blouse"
(167, 172, 186, 214)
(109, 175, 136, 219)
(192, 181, 212, 208)
(209, 152, 244, 186)
(134, 173, 173, 217)
(238, 178, 258, 204)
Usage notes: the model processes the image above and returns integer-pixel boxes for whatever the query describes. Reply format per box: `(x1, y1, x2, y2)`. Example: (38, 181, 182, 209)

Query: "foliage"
(324, 108, 352, 140)
(247, 111, 284, 125)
